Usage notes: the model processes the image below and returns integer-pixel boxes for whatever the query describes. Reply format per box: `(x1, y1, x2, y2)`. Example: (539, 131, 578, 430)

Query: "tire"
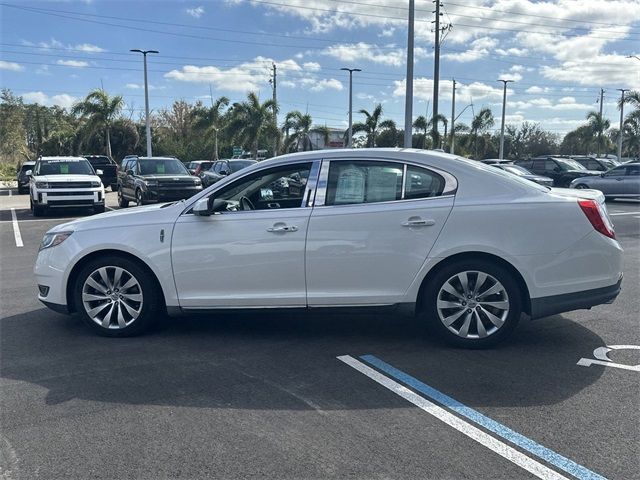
(33, 203, 47, 217)
(73, 255, 161, 337)
(135, 189, 144, 206)
(574, 184, 589, 189)
(117, 187, 129, 208)
(110, 183, 118, 192)
(17, 187, 27, 194)
(93, 205, 105, 214)
(421, 259, 522, 348)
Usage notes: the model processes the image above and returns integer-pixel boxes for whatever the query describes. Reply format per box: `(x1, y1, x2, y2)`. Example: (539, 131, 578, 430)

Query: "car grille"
(48, 182, 93, 188)
(156, 180, 195, 187)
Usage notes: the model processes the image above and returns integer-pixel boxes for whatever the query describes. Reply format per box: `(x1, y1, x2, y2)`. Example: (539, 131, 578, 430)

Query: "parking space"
(1, 191, 638, 479)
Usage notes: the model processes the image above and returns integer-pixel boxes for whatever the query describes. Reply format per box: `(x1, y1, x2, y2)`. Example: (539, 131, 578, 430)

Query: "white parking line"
(338, 355, 571, 480)
(10, 208, 24, 247)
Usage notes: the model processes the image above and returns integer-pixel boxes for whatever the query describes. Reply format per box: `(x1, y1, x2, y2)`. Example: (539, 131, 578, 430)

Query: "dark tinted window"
(326, 161, 403, 206)
(86, 156, 112, 165)
(626, 165, 640, 176)
(20, 164, 34, 172)
(230, 161, 255, 173)
(606, 166, 627, 176)
(404, 165, 445, 199)
(139, 159, 189, 175)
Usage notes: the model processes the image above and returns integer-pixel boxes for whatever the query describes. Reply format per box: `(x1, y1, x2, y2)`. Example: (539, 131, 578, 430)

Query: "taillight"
(578, 199, 615, 239)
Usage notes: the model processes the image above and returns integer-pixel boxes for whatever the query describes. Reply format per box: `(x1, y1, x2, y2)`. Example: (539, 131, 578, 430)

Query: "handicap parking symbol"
(577, 345, 640, 372)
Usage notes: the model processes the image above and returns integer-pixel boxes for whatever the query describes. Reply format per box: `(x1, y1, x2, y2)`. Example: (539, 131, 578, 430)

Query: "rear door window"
(325, 161, 403, 206)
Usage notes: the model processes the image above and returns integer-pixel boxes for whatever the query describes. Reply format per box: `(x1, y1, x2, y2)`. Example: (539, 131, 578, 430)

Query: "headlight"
(144, 180, 158, 187)
(194, 178, 202, 186)
(35, 181, 49, 189)
(91, 181, 101, 187)
(39, 231, 73, 251)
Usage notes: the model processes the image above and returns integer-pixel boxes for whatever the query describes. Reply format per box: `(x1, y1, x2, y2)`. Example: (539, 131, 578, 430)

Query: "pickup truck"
(83, 155, 118, 191)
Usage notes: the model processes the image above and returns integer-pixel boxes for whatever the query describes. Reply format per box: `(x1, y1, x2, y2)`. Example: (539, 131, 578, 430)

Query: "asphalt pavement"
(1, 189, 638, 480)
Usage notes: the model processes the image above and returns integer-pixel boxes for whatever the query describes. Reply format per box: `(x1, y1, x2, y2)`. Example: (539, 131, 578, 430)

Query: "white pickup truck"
(28, 156, 106, 216)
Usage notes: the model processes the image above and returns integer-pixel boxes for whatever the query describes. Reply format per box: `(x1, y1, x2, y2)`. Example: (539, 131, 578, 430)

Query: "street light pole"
(450, 79, 456, 155)
(618, 89, 629, 161)
(404, 0, 415, 148)
(341, 67, 361, 148)
(498, 79, 514, 160)
(130, 49, 159, 157)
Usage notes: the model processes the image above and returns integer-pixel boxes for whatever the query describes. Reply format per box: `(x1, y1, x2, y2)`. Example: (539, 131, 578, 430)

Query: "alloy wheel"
(81, 266, 143, 329)
(436, 270, 510, 339)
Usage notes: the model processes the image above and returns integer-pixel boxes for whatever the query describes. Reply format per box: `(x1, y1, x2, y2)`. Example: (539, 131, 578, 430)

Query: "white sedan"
(34, 149, 623, 347)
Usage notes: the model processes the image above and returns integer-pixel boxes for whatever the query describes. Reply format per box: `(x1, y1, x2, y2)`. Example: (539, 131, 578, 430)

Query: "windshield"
(601, 159, 617, 169)
(556, 158, 586, 171)
(230, 161, 256, 173)
(139, 159, 189, 175)
(36, 160, 95, 176)
(20, 164, 34, 173)
(501, 165, 531, 176)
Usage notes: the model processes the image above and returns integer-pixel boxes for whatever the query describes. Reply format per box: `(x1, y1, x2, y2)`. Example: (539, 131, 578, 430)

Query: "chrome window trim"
(312, 157, 457, 208)
(401, 163, 407, 200)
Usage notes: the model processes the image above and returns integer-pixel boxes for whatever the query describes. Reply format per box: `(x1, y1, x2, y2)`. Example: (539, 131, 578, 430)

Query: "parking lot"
(1, 189, 638, 479)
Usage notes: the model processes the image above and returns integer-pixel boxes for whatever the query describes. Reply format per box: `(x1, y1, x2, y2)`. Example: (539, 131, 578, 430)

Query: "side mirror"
(193, 198, 212, 216)
(25, 170, 32, 176)
(600, 172, 606, 177)
(220, 170, 230, 176)
(96, 169, 104, 175)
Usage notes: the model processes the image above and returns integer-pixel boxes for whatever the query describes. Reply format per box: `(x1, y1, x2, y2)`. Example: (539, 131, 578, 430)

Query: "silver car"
(570, 162, 640, 199)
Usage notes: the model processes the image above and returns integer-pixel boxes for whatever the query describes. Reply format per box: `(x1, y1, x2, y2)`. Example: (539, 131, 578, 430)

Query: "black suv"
(16, 161, 35, 194)
(83, 155, 118, 191)
(515, 156, 600, 187)
(117, 156, 203, 207)
(570, 156, 619, 172)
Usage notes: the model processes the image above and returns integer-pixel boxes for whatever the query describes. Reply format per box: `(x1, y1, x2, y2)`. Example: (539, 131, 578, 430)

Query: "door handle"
(267, 225, 298, 233)
(402, 219, 436, 227)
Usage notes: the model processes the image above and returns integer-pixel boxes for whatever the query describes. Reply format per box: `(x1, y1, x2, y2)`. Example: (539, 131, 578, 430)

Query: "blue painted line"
(360, 354, 607, 480)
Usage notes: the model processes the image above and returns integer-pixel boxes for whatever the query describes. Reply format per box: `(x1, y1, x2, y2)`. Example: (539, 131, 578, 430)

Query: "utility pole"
(272, 63, 278, 157)
(130, 49, 159, 157)
(341, 67, 361, 148)
(618, 89, 629, 161)
(597, 88, 604, 157)
(404, 0, 415, 148)
(431, 0, 441, 148)
(498, 79, 514, 160)
(450, 79, 456, 154)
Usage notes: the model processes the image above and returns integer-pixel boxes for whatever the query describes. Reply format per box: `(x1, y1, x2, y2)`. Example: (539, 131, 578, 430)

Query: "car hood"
(34, 174, 102, 183)
(47, 202, 183, 233)
(550, 187, 605, 204)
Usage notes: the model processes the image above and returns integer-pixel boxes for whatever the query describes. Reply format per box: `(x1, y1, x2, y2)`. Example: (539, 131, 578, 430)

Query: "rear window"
(85, 156, 112, 165)
(230, 161, 255, 173)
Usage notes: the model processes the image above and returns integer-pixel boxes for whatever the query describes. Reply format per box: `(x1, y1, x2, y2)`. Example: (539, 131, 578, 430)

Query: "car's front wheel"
(117, 187, 129, 208)
(135, 189, 145, 206)
(74, 256, 161, 337)
(422, 259, 522, 348)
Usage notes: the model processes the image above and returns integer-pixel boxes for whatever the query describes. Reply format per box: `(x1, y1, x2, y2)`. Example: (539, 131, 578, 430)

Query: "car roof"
(39, 156, 87, 162)
(22, 161, 36, 165)
(136, 157, 181, 160)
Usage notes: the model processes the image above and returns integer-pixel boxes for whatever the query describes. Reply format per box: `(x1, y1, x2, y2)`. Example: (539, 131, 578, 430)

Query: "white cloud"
(24, 38, 105, 53)
(303, 62, 321, 72)
(22, 92, 78, 109)
(442, 37, 499, 63)
(379, 27, 395, 38)
(186, 6, 205, 18)
(393, 77, 506, 103)
(0, 60, 24, 72)
(322, 42, 427, 67)
(309, 78, 343, 92)
(73, 43, 105, 53)
(124, 83, 164, 90)
(56, 59, 89, 68)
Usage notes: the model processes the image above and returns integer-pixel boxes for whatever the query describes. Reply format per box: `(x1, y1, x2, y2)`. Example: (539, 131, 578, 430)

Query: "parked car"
(187, 160, 214, 176)
(570, 163, 640, 199)
(16, 161, 36, 194)
(116, 156, 202, 207)
(35, 149, 622, 348)
(28, 156, 105, 216)
(200, 159, 257, 187)
(489, 163, 554, 187)
(515, 156, 600, 187)
(83, 155, 118, 191)
(570, 156, 619, 172)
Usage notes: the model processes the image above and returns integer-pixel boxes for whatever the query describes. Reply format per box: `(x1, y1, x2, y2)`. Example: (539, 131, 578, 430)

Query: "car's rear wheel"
(117, 187, 129, 208)
(17, 186, 27, 194)
(74, 256, 161, 337)
(422, 259, 522, 348)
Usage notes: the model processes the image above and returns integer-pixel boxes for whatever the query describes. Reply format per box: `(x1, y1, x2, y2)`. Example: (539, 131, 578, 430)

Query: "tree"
(281, 110, 329, 152)
(352, 104, 385, 147)
(226, 92, 278, 159)
(376, 119, 401, 147)
(470, 108, 495, 159)
(560, 125, 593, 156)
(623, 110, 640, 158)
(507, 122, 559, 159)
(192, 96, 229, 159)
(0, 89, 28, 163)
(586, 110, 610, 156)
(413, 115, 429, 149)
(619, 90, 640, 111)
(429, 114, 448, 149)
(72, 90, 124, 158)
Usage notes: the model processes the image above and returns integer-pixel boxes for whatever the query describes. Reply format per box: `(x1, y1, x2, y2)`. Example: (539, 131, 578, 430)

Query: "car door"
(305, 159, 456, 306)
(123, 159, 137, 198)
(602, 166, 627, 195)
(171, 160, 319, 308)
(621, 165, 640, 195)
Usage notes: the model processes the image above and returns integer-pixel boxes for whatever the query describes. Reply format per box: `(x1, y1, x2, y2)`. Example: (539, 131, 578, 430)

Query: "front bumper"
(33, 188, 104, 208)
(530, 275, 622, 319)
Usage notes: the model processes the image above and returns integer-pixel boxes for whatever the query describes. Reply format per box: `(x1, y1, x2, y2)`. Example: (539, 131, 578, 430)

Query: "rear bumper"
(530, 274, 622, 319)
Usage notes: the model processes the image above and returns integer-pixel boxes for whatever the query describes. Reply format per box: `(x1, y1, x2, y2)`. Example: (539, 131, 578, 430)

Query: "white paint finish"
(171, 209, 311, 307)
(306, 196, 453, 305)
(10, 208, 23, 247)
(337, 355, 570, 480)
(577, 345, 640, 372)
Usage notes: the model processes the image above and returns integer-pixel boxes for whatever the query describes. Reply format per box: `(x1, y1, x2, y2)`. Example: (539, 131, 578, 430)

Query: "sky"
(1, 0, 639, 136)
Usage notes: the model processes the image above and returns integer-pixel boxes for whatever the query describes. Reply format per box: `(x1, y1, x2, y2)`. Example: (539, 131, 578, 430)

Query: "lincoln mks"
(35, 149, 623, 347)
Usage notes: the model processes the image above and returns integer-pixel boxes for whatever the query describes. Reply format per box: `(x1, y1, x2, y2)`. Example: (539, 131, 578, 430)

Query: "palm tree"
(618, 90, 640, 111)
(193, 96, 229, 159)
(623, 109, 640, 158)
(429, 114, 448, 149)
(72, 89, 124, 158)
(586, 111, 610, 156)
(226, 92, 278, 159)
(413, 115, 428, 149)
(281, 111, 329, 152)
(352, 104, 384, 147)
(470, 108, 495, 158)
